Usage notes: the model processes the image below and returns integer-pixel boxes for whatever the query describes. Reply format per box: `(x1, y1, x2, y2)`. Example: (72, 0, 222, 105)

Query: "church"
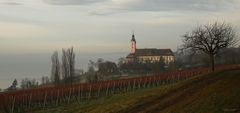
(125, 33, 174, 64)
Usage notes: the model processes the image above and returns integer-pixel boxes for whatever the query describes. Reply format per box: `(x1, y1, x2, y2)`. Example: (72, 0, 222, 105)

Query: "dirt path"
(122, 70, 240, 113)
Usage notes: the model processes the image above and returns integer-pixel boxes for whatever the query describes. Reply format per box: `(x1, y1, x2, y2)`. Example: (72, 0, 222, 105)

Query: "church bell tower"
(130, 32, 136, 54)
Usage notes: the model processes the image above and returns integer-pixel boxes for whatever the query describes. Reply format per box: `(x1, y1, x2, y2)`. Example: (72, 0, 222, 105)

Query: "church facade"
(125, 33, 174, 64)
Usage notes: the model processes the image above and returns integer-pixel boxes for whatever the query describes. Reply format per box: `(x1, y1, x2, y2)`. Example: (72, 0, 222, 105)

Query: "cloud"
(0, 2, 21, 5)
(43, 0, 108, 5)
(42, 0, 240, 16)
(89, 11, 114, 16)
(128, 0, 239, 12)
(86, 0, 240, 16)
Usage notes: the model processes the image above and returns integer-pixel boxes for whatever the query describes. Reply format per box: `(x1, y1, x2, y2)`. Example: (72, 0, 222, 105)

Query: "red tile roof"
(127, 48, 174, 58)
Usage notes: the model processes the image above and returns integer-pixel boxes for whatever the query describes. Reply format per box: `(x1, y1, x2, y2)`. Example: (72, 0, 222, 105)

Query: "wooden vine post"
(11, 96, 15, 113)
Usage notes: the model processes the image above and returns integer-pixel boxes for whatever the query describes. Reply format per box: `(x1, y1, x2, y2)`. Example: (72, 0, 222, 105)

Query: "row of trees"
(86, 58, 120, 83)
(174, 47, 240, 70)
(20, 78, 39, 89)
(51, 47, 75, 85)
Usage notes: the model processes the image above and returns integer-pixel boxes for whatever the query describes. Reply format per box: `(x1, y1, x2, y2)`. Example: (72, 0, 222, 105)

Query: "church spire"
(131, 31, 136, 43)
(130, 31, 136, 54)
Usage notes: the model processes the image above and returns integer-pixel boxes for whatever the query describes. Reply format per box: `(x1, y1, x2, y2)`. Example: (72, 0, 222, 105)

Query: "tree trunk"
(210, 53, 215, 71)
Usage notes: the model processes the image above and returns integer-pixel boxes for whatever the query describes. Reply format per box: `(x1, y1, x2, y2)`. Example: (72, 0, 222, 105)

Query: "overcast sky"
(0, 0, 240, 88)
(1, 0, 240, 54)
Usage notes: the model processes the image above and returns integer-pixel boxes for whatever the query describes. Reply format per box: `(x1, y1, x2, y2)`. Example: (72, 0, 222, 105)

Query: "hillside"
(30, 69, 240, 113)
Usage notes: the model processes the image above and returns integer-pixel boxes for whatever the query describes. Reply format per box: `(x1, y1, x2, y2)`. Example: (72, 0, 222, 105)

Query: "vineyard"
(0, 65, 240, 113)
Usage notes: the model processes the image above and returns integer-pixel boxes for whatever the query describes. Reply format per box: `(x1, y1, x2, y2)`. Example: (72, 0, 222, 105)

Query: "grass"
(30, 69, 240, 113)
(158, 70, 240, 113)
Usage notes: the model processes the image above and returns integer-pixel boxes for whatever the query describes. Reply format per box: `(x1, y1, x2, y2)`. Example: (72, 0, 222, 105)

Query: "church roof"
(127, 48, 174, 58)
(135, 49, 174, 56)
(126, 53, 135, 58)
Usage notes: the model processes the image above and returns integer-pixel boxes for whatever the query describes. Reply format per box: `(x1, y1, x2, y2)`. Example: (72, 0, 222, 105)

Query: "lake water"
(0, 52, 126, 89)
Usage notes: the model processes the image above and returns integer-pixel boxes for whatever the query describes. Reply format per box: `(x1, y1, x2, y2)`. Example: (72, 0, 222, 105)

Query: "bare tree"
(67, 47, 75, 84)
(62, 47, 75, 84)
(182, 22, 237, 71)
(20, 78, 38, 89)
(98, 61, 119, 75)
(86, 60, 99, 83)
(117, 57, 125, 68)
(7, 79, 18, 91)
(41, 76, 50, 85)
(62, 49, 68, 84)
(51, 51, 60, 85)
